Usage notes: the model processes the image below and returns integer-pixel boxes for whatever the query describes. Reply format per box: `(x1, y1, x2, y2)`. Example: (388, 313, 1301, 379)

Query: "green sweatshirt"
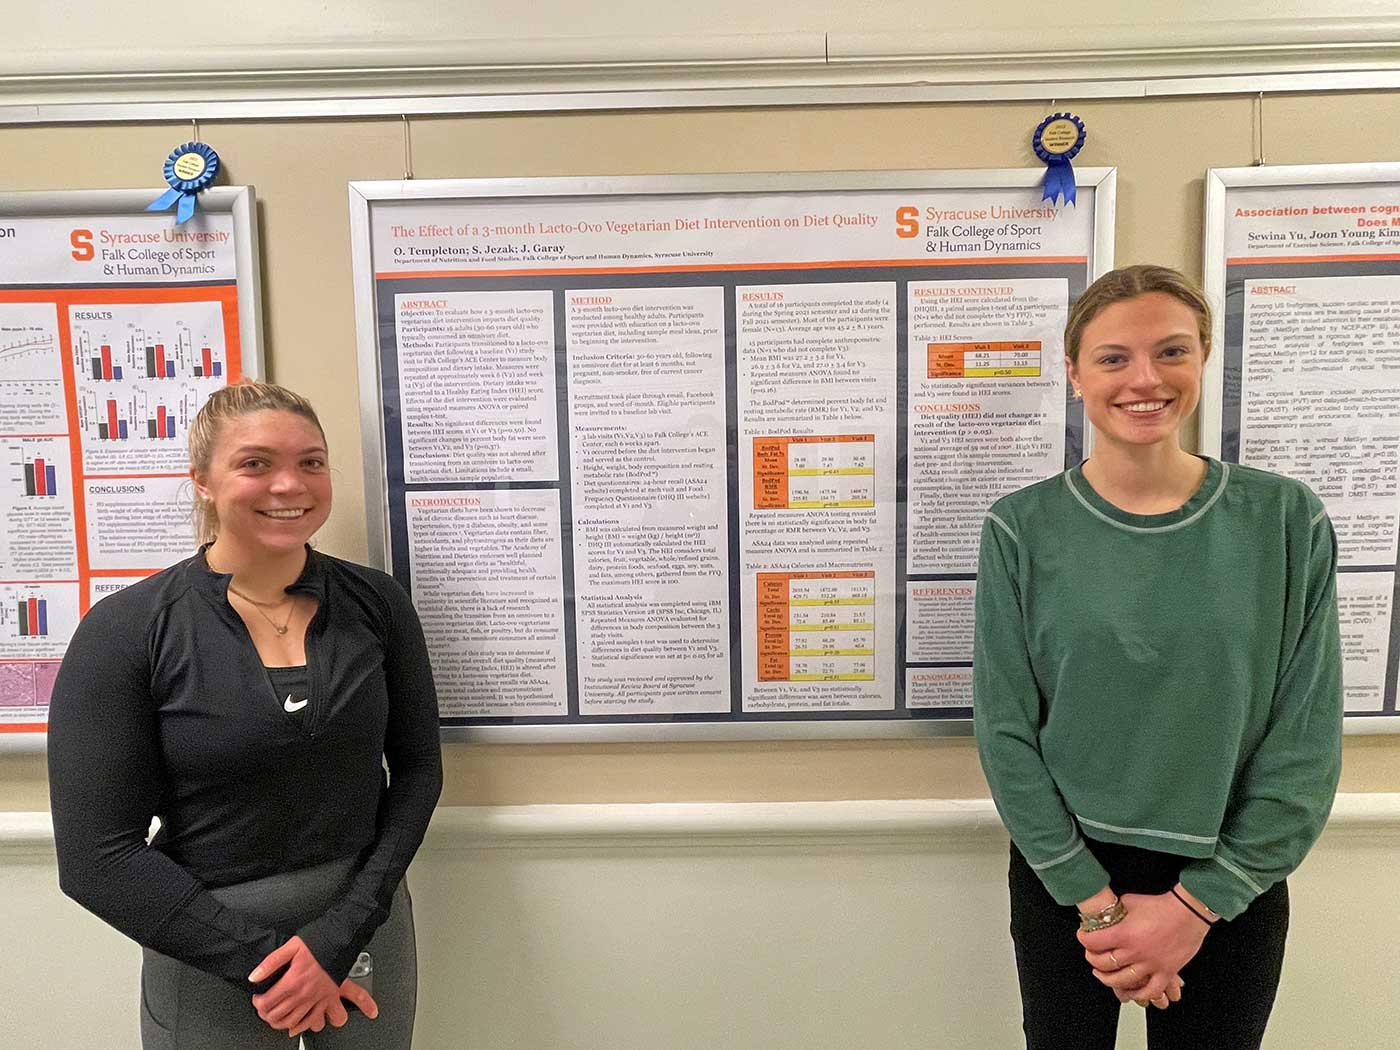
(973, 457, 1343, 920)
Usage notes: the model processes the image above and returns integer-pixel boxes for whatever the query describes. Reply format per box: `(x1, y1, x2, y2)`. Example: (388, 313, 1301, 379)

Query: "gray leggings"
(140, 857, 417, 1050)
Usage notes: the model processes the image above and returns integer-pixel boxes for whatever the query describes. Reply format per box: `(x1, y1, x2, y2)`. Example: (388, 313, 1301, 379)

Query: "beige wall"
(3, 91, 1399, 810)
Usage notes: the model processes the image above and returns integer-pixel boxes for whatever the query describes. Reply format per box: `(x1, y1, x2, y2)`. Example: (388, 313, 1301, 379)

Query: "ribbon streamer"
(1032, 113, 1086, 207)
(1041, 160, 1077, 207)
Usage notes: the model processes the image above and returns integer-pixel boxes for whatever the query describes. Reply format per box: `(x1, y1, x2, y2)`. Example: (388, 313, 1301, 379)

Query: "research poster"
(1207, 168, 1400, 722)
(0, 199, 251, 733)
(358, 174, 1110, 728)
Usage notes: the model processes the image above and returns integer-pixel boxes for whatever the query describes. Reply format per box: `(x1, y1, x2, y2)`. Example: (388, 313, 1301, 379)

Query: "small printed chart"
(757, 570, 876, 682)
(0, 326, 59, 384)
(928, 340, 1043, 378)
(70, 302, 227, 383)
(753, 434, 875, 509)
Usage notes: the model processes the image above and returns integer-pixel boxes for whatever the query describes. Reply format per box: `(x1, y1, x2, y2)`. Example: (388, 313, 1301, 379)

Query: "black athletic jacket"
(48, 547, 443, 984)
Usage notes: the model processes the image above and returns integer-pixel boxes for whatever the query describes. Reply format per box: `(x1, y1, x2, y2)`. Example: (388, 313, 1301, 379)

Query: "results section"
(736, 281, 897, 713)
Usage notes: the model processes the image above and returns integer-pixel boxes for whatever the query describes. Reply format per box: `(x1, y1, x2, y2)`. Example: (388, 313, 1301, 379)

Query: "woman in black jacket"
(49, 381, 443, 1048)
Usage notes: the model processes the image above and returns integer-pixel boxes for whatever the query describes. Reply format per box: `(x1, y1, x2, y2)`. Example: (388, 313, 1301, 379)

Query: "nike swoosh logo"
(283, 694, 308, 713)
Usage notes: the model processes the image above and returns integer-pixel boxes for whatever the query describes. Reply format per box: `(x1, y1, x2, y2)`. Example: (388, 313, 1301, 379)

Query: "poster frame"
(0, 186, 264, 750)
(349, 167, 1117, 741)
(1202, 163, 1400, 734)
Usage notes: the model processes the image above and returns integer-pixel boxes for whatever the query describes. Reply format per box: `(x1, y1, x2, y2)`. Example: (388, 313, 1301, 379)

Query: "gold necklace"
(228, 584, 297, 636)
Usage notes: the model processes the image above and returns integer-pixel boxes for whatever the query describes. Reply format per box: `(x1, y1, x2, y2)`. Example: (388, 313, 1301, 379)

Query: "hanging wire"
(402, 115, 414, 181)
(1254, 93, 1266, 166)
(191, 118, 199, 143)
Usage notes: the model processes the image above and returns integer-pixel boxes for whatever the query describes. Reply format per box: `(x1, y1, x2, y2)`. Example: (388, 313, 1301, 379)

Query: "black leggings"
(1008, 839, 1289, 1050)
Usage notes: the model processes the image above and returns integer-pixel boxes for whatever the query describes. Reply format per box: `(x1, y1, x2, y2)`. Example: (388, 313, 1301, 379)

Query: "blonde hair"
(1065, 265, 1213, 363)
(189, 380, 325, 545)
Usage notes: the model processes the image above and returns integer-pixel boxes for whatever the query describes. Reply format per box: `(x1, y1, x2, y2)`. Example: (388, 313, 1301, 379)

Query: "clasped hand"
(249, 936, 379, 1037)
(1078, 892, 1209, 1009)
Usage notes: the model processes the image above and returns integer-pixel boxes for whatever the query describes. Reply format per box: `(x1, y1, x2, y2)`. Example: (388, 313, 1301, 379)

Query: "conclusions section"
(906, 279, 1068, 574)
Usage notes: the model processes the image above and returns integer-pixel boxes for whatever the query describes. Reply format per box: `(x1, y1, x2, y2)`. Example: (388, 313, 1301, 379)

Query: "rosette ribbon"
(146, 142, 220, 224)
(1032, 113, 1086, 207)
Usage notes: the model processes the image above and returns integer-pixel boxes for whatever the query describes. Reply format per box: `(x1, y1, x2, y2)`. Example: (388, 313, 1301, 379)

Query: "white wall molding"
(6, 793, 1398, 856)
(7, 791, 1398, 1049)
(8, 7, 1400, 123)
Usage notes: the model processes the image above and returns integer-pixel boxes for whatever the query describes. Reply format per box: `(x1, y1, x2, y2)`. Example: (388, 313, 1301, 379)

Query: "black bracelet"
(1170, 887, 1215, 926)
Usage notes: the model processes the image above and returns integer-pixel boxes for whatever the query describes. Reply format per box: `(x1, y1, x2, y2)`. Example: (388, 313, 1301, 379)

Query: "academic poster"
(1205, 166, 1400, 726)
(353, 172, 1113, 731)
(0, 190, 259, 734)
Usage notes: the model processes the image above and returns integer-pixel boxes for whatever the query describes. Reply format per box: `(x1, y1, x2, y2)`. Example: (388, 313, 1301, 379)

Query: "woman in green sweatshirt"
(973, 264, 1342, 1050)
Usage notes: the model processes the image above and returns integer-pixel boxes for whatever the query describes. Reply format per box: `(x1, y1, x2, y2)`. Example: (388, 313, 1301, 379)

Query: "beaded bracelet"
(1078, 897, 1127, 932)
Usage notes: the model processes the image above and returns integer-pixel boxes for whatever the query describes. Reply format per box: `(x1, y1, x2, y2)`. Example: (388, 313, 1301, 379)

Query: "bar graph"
(146, 403, 177, 439)
(98, 398, 128, 441)
(6, 440, 68, 502)
(195, 345, 223, 378)
(80, 388, 200, 444)
(73, 327, 207, 381)
(90, 341, 124, 381)
(16, 596, 49, 637)
(91, 399, 176, 440)
(21, 454, 58, 497)
(0, 583, 76, 649)
(69, 302, 227, 383)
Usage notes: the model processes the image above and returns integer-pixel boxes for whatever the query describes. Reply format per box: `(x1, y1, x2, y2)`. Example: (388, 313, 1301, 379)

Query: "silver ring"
(1109, 950, 1122, 968)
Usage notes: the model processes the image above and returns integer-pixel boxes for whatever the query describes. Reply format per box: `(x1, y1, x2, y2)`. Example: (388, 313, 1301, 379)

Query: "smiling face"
(191, 409, 331, 557)
(1066, 291, 1206, 454)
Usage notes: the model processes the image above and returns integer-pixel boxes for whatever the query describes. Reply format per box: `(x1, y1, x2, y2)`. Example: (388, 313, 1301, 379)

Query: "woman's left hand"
(248, 935, 341, 1032)
(1078, 891, 1210, 1003)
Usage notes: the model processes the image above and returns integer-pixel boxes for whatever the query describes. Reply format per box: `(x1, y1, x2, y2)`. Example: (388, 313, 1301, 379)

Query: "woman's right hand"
(249, 936, 341, 1033)
(338, 979, 379, 1021)
(1132, 974, 1184, 1010)
(286, 980, 379, 1038)
(1079, 890, 1209, 1007)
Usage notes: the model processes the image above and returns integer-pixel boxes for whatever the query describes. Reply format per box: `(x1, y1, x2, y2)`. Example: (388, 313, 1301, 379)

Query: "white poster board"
(0, 187, 263, 743)
(1203, 164, 1400, 733)
(350, 169, 1115, 739)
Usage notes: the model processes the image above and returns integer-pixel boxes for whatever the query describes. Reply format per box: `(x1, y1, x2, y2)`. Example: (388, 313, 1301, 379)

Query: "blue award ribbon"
(147, 142, 220, 224)
(1032, 113, 1086, 207)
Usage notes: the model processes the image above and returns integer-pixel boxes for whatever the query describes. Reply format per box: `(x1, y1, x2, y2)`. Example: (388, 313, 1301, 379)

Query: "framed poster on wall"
(0, 187, 264, 742)
(1203, 163, 1400, 732)
(350, 169, 1116, 739)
